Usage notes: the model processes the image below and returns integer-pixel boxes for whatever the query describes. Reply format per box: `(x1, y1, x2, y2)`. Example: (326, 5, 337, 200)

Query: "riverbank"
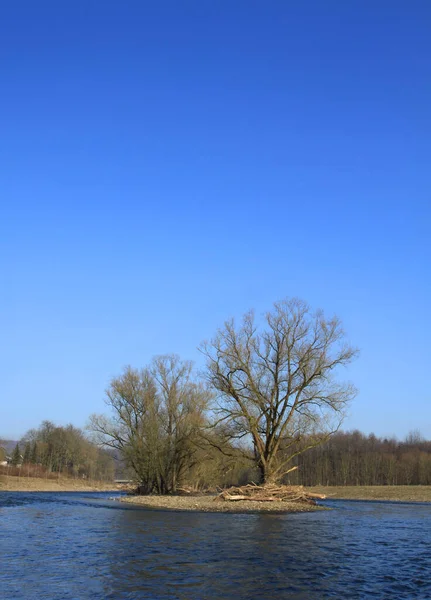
(119, 494, 324, 513)
(310, 485, 431, 502)
(0, 475, 122, 492)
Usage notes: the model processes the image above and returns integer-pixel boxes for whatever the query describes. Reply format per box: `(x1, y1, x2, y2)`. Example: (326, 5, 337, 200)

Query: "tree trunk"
(258, 460, 278, 485)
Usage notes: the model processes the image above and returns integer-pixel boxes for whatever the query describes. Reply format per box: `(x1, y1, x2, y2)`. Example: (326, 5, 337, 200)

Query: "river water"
(1, 492, 430, 599)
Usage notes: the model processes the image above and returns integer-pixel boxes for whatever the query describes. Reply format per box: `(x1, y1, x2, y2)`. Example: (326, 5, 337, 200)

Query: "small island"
(120, 483, 328, 513)
(119, 484, 431, 513)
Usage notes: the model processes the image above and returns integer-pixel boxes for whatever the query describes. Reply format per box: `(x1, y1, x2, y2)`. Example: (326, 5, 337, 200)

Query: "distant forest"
(217, 430, 431, 488)
(288, 430, 431, 487)
(0, 421, 116, 481)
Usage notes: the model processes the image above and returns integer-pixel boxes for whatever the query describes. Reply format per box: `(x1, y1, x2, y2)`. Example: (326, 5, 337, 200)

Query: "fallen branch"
(214, 484, 326, 505)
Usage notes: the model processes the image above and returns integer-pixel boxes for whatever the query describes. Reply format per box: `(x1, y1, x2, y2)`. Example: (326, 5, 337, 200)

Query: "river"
(1, 492, 430, 599)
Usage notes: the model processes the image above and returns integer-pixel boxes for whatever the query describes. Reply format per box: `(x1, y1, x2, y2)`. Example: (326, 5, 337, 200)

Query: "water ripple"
(0, 493, 430, 599)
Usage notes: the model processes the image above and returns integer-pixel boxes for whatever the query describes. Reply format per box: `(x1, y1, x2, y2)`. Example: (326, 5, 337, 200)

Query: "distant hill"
(0, 440, 18, 455)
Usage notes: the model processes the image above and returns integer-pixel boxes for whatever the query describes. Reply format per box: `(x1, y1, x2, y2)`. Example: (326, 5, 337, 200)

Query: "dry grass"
(310, 485, 431, 503)
(0, 475, 121, 492)
(0, 465, 60, 479)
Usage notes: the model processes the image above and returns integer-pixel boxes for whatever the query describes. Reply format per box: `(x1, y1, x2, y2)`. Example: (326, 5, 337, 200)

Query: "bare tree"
(90, 366, 160, 489)
(200, 297, 358, 484)
(89, 355, 210, 493)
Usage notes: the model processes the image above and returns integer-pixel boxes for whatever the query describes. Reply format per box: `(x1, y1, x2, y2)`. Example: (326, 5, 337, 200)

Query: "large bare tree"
(200, 298, 358, 484)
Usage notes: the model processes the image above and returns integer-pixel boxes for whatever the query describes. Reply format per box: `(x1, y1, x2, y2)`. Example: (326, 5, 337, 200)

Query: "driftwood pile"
(214, 483, 326, 505)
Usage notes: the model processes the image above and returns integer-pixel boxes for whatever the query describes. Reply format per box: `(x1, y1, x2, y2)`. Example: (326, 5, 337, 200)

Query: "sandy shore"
(310, 485, 431, 503)
(0, 475, 122, 492)
(119, 494, 324, 513)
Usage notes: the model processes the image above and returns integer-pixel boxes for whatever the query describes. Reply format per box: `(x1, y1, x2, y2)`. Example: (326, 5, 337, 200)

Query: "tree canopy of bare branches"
(89, 355, 211, 493)
(200, 298, 358, 484)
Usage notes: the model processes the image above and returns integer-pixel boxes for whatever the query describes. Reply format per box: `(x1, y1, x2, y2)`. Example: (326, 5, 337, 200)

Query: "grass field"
(311, 485, 431, 502)
(0, 475, 121, 492)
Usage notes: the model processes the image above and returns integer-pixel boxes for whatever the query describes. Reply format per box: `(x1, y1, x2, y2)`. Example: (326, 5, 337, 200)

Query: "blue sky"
(1, 1, 430, 440)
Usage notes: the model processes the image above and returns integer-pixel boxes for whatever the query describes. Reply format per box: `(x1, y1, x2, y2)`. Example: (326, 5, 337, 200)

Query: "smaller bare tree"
(200, 297, 358, 484)
(90, 355, 210, 493)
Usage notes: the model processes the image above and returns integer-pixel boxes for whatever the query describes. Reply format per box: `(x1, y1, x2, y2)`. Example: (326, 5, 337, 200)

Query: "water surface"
(1, 491, 430, 599)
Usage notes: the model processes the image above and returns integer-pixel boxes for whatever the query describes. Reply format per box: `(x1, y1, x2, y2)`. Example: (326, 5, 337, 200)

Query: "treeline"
(5, 423, 431, 488)
(5, 421, 115, 481)
(284, 430, 431, 486)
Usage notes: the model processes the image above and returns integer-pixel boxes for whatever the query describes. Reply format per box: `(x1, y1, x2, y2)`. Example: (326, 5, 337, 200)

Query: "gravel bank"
(119, 494, 325, 513)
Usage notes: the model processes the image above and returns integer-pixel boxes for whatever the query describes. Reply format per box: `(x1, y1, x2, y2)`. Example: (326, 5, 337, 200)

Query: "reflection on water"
(1, 492, 430, 599)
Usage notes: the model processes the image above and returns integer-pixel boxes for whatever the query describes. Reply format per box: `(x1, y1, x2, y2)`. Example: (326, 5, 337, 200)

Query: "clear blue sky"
(1, 1, 430, 440)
